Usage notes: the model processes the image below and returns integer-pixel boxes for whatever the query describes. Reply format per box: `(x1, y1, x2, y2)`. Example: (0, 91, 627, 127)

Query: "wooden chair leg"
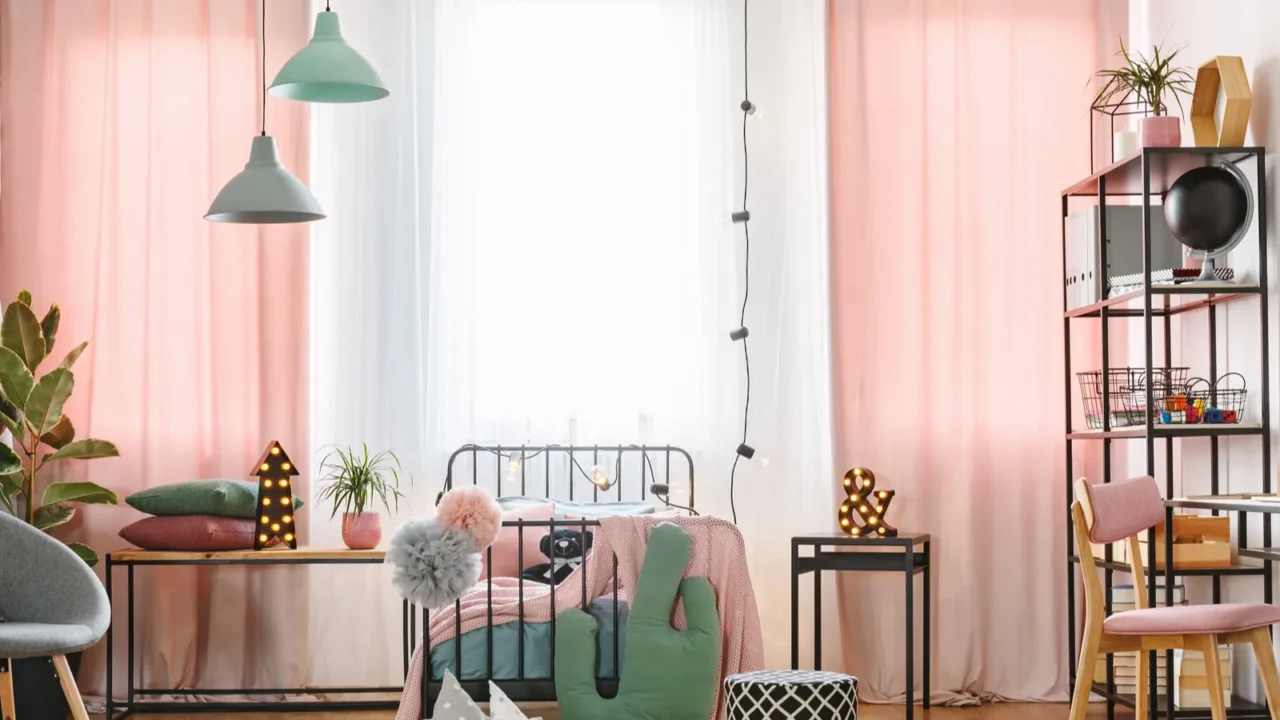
(1071, 630, 1101, 720)
(0, 658, 15, 720)
(51, 655, 90, 720)
(1135, 649, 1149, 720)
(1201, 636, 1228, 720)
(1250, 628, 1280, 719)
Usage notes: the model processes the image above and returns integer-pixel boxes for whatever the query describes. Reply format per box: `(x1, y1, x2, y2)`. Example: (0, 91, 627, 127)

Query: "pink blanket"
(395, 515, 764, 720)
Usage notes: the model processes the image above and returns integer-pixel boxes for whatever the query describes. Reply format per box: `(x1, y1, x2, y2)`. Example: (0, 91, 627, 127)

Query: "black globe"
(1163, 166, 1249, 253)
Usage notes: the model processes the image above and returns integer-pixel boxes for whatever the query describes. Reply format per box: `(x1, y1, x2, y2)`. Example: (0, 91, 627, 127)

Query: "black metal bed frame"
(409, 444, 695, 716)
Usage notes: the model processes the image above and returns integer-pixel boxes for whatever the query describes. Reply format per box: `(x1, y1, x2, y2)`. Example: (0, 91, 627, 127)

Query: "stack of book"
(1174, 646, 1233, 708)
(1093, 584, 1186, 694)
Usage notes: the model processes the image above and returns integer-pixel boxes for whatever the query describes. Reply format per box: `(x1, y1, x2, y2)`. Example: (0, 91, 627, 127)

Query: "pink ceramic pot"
(1139, 115, 1181, 148)
(341, 512, 382, 549)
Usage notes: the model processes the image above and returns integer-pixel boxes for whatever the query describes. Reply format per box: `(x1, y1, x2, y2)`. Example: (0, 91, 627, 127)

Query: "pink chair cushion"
(1085, 476, 1166, 544)
(1104, 603, 1280, 636)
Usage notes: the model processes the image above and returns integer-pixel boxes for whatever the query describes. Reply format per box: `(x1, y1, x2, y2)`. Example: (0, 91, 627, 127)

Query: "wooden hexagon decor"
(1191, 56, 1251, 147)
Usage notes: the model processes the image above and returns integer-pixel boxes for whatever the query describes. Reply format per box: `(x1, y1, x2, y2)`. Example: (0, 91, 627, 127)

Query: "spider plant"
(316, 444, 407, 517)
(1093, 39, 1194, 117)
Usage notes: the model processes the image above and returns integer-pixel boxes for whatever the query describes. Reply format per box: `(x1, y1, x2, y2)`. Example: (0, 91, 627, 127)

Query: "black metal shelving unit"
(1063, 146, 1272, 720)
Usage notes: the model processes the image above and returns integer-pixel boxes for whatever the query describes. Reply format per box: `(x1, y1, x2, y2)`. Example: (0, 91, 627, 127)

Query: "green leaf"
(25, 368, 73, 436)
(0, 471, 20, 497)
(16, 290, 31, 307)
(33, 502, 74, 530)
(0, 346, 34, 412)
(0, 442, 20, 476)
(0, 409, 22, 444)
(65, 542, 98, 567)
(58, 341, 88, 371)
(39, 415, 74, 449)
(42, 480, 117, 507)
(1, 302, 46, 371)
(44, 438, 118, 462)
(40, 304, 59, 355)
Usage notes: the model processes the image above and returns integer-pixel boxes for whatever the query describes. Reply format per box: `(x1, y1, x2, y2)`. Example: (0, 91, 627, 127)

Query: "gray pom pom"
(388, 517, 482, 610)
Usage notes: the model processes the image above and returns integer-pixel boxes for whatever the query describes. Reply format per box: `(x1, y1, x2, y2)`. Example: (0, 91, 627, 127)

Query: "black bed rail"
(442, 443, 695, 510)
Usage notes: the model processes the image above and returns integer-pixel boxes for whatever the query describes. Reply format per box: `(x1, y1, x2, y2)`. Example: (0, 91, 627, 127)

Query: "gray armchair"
(0, 511, 110, 720)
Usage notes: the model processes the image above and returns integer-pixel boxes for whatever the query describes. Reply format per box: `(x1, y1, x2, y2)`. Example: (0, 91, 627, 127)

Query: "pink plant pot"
(1139, 115, 1181, 148)
(341, 512, 382, 550)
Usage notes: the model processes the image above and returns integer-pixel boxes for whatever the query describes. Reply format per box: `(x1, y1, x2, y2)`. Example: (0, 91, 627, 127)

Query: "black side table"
(791, 532, 931, 720)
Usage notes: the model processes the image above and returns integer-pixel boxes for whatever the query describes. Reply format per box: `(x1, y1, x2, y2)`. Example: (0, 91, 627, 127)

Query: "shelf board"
(1068, 423, 1264, 440)
(1065, 283, 1261, 319)
(1063, 146, 1263, 197)
(1088, 683, 1268, 718)
(1070, 555, 1266, 576)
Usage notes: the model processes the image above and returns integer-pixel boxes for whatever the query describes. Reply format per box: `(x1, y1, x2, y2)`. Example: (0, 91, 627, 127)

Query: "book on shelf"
(1174, 646, 1232, 709)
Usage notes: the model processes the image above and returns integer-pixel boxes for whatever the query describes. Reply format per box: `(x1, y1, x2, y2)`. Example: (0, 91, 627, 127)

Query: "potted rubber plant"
(0, 290, 119, 720)
(1093, 39, 1194, 147)
(316, 444, 407, 549)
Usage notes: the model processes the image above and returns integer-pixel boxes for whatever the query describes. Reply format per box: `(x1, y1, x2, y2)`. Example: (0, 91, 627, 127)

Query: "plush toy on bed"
(521, 528, 593, 585)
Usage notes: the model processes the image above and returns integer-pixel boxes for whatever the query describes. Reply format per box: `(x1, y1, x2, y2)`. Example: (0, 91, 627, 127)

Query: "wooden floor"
(91, 704, 1123, 719)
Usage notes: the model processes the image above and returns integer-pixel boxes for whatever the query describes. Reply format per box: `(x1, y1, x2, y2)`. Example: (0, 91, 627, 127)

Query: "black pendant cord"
(728, 0, 750, 526)
(261, 0, 267, 136)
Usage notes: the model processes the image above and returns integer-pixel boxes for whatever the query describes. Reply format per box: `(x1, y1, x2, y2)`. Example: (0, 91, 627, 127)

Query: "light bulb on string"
(589, 465, 612, 491)
(506, 454, 522, 483)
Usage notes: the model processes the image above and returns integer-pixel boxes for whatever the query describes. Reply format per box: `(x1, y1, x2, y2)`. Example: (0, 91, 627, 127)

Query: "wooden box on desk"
(1092, 515, 1231, 569)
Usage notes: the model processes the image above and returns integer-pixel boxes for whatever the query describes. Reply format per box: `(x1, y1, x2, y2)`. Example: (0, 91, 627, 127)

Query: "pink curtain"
(0, 0, 311, 696)
(828, 0, 1096, 704)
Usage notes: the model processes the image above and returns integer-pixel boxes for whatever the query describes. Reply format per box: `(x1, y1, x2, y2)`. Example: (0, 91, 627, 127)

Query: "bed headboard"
(442, 444, 695, 510)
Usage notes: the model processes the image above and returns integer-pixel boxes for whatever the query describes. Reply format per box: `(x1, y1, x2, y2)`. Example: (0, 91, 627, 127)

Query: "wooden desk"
(105, 547, 400, 718)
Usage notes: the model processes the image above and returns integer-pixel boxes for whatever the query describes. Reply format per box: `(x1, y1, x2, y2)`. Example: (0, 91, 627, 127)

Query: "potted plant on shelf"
(1093, 39, 1194, 148)
(316, 444, 407, 549)
(0, 290, 120, 720)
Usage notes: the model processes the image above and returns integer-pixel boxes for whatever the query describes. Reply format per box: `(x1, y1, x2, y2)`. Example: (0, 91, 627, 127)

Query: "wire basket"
(1174, 373, 1248, 424)
(1077, 367, 1190, 429)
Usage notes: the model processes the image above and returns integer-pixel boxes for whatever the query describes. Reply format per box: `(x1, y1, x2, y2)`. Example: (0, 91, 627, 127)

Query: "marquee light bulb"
(271, 523, 281, 532)
(282, 497, 292, 506)
(271, 447, 281, 455)
(259, 534, 268, 543)
(283, 515, 293, 523)
(260, 463, 270, 472)
(284, 533, 294, 543)
(281, 462, 292, 472)
(281, 479, 289, 488)
(264, 479, 273, 488)
(261, 515, 270, 523)
(263, 497, 272, 506)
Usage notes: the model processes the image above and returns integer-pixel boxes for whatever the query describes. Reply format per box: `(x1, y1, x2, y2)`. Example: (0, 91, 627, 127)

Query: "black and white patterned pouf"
(724, 670, 859, 720)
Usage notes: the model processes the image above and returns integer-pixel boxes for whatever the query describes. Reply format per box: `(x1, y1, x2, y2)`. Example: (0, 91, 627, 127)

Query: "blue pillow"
(496, 496, 660, 518)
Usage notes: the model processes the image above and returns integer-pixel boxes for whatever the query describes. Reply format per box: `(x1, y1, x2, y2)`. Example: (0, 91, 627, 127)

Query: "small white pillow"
(489, 681, 541, 720)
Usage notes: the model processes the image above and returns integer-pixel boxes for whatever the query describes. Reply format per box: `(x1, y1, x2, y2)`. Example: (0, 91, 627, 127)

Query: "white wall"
(1130, 0, 1280, 702)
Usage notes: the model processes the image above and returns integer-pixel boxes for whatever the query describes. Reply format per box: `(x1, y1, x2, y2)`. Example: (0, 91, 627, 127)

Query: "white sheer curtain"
(307, 0, 834, 686)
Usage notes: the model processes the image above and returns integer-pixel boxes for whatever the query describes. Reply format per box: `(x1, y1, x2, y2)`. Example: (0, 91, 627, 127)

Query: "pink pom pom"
(436, 486, 503, 551)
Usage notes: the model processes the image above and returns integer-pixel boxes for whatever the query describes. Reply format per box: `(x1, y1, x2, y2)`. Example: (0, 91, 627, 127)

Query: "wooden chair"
(1071, 475, 1280, 720)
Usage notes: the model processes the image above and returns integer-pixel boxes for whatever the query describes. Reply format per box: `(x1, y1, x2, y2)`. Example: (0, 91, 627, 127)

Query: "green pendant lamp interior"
(206, 0, 324, 224)
(269, 4, 388, 104)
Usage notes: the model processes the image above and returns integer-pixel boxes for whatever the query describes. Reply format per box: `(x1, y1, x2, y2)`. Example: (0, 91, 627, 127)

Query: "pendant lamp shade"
(269, 11, 388, 103)
(205, 136, 325, 224)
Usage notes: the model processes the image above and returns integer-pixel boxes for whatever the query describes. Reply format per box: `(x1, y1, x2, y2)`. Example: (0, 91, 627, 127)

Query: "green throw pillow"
(126, 479, 305, 519)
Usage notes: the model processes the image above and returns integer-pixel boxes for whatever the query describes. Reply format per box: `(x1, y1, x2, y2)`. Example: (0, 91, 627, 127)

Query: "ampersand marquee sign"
(838, 467, 898, 538)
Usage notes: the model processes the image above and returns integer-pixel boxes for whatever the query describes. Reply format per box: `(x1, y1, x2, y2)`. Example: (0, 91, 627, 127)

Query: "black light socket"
(736, 443, 756, 459)
(650, 483, 670, 496)
(730, 327, 749, 341)
(731, 210, 751, 223)
(740, 100, 757, 115)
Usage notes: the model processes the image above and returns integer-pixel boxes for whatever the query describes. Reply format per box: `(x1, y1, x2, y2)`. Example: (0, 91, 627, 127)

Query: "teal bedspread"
(428, 598, 629, 680)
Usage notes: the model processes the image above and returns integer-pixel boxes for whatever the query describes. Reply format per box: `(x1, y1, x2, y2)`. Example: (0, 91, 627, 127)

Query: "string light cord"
(728, 0, 751, 526)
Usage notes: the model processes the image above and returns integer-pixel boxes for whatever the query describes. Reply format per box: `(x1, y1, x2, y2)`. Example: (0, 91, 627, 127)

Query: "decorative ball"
(387, 518, 483, 610)
(1163, 166, 1249, 253)
(435, 485, 503, 551)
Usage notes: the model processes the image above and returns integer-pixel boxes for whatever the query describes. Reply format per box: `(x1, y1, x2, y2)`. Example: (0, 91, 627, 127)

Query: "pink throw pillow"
(481, 503, 556, 578)
(119, 514, 260, 551)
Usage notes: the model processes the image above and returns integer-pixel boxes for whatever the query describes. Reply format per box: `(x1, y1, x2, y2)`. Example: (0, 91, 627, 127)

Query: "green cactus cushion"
(554, 522, 720, 720)
(126, 479, 304, 519)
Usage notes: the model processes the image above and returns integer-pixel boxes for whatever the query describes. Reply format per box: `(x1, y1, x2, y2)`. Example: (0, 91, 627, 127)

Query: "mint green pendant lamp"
(269, 3, 388, 104)
(206, 0, 324, 224)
